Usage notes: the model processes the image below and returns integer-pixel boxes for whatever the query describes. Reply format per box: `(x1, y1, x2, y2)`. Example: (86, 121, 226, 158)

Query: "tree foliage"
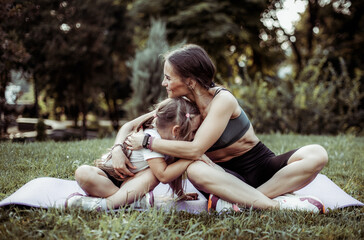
(233, 56, 363, 134)
(1, 0, 362, 136)
(127, 18, 168, 118)
(263, 0, 363, 79)
(130, 0, 282, 82)
(0, 0, 31, 136)
(3, 0, 134, 138)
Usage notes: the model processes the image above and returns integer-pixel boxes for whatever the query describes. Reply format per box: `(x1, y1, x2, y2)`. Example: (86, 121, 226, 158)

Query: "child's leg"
(75, 165, 119, 198)
(106, 168, 159, 209)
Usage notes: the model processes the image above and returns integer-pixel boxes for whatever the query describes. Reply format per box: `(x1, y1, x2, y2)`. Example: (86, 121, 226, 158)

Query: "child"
(66, 97, 201, 211)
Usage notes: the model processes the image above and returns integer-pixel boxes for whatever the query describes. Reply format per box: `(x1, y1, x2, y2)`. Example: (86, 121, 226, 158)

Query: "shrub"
(232, 57, 363, 135)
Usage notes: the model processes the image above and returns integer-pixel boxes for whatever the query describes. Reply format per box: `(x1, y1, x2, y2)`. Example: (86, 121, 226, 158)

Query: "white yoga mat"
(0, 174, 362, 212)
(0, 177, 207, 213)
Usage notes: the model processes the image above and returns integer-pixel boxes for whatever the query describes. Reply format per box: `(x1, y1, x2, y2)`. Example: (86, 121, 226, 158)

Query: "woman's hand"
(125, 129, 145, 150)
(111, 146, 136, 178)
(179, 192, 199, 201)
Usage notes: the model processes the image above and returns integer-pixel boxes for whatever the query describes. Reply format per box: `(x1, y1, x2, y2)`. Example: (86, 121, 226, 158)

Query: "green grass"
(1, 134, 363, 239)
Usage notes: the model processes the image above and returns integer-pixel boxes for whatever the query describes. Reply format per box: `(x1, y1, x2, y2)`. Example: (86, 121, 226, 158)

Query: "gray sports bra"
(207, 88, 251, 152)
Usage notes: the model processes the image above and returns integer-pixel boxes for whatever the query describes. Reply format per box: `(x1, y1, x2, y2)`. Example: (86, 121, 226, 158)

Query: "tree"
(127, 18, 168, 118)
(7, 0, 134, 138)
(40, 0, 134, 137)
(243, 0, 364, 134)
(0, 0, 31, 137)
(130, 0, 278, 83)
(262, 0, 363, 80)
(313, 0, 364, 79)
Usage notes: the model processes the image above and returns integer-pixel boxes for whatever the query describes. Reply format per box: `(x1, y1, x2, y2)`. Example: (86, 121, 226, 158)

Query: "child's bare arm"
(112, 111, 155, 177)
(147, 158, 192, 184)
(114, 111, 155, 144)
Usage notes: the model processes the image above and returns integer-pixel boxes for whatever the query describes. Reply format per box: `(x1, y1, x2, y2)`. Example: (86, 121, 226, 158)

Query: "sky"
(276, 0, 307, 34)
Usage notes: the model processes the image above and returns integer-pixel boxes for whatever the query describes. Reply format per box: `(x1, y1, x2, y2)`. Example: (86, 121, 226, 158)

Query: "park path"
(7, 118, 123, 141)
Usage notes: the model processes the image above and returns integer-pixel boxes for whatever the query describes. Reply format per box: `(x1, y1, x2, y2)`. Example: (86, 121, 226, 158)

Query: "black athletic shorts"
(218, 141, 298, 188)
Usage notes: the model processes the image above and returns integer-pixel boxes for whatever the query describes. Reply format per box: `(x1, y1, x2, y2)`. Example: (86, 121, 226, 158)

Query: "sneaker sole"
(208, 194, 241, 213)
(147, 191, 154, 208)
(65, 192, 85, 209)
(298, 196, 326, 214)
(207, 194, 219, 212)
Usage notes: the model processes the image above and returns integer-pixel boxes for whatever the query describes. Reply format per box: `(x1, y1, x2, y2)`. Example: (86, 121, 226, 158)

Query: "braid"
(154, 97, 200, 197)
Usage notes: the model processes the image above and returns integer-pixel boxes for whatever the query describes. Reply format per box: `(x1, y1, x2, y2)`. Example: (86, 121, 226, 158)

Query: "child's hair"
(137, 97, 200, 141)
(137, 97, 200, 197)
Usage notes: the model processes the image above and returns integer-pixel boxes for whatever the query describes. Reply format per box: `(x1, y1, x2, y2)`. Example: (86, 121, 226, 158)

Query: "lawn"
(0, 134, 363, 239)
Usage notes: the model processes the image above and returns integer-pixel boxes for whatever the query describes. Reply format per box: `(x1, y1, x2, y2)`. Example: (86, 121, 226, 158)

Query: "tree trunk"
(0, 70, 9, 137)
(112, 97, 119, 131)
(33, 75, 39, 118)
(289, 38, 303, 78)
(307, 0, 319, 57)
(81, 101, 87, 139)
(104, 92, 113, 122)
(80, 87, 87, 139)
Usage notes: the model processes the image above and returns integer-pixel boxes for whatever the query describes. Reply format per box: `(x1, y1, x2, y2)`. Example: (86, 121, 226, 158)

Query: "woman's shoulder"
(212, 87, 237, 104)
(209, 87, 240, 117)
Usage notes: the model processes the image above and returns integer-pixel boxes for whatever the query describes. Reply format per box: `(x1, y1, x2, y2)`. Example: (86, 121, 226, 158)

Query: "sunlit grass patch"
(0, 134, 363, 239)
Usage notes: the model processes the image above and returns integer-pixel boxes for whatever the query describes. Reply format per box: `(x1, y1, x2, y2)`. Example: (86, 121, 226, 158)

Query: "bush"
(232, 57, 363, 135)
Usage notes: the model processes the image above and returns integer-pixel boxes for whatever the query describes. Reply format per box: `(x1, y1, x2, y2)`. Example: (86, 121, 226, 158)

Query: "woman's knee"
(186, 162, 213, 189)
(311, 144, 329, 167)
(288, 144, 328, 171)
(303, 144, 329, 170)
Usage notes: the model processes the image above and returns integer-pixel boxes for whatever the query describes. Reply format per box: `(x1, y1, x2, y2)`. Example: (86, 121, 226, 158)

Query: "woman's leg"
(257, 144, 328, 198)
(186, 161, 278, 209)
(75, 165, 119, 198)
(106, 168, 159, 209)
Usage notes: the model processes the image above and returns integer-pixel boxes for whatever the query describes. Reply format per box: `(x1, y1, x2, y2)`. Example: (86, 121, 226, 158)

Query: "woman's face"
(162, 60, 189, 98)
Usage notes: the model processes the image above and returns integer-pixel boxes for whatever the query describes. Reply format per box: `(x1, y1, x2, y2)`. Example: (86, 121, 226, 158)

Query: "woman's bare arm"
(127, 93, 238, 160)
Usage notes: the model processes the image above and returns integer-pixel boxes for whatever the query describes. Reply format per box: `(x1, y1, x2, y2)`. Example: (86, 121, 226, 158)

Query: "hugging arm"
(128, 93, 237, 160)
(147, 157, 193, 184)
(114, 111, 155, 145)
(112, 111, 156, 177)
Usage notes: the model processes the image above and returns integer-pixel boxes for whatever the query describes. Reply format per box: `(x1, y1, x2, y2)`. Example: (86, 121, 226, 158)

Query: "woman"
(124, 44, 328, 212)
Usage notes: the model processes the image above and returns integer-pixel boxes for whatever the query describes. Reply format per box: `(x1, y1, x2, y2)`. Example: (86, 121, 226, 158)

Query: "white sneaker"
(274, 193, 325, 213)
(65, 193, 105, 211)
(143, 191, 154, 208)
(130, 191, 154, 209)
(208, 194, 241, 213)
